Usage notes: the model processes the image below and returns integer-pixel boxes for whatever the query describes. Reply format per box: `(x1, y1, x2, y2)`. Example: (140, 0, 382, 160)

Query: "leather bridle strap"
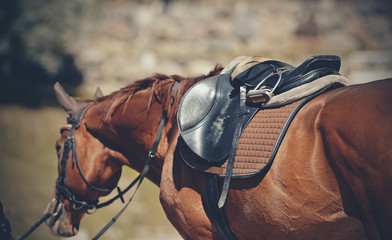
(92, 109, 168, 240)
(96, 175, 141, 209)
(66, 105, 112, 194)
(55, 104, 143, 212)
(54, 105, 107, 213)
(72, 136, 111, 193)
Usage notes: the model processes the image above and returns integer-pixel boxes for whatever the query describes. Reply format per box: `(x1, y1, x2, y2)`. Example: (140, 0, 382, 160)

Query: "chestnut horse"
(45, 67, 392, 240)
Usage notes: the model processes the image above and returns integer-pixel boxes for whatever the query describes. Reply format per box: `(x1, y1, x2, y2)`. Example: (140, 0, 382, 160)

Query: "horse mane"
(96, 65, 223, 124)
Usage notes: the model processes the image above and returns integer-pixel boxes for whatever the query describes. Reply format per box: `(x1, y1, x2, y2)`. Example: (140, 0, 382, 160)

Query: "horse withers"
(44, 65, 392, 239)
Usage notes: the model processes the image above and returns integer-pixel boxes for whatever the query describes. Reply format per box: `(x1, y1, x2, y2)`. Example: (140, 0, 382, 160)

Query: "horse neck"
(84, 89, 178, 186)
(83, 68, 219, 185)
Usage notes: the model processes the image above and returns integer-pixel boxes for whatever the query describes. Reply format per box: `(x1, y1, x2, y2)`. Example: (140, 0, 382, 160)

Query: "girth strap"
(204, 174, 238, 240)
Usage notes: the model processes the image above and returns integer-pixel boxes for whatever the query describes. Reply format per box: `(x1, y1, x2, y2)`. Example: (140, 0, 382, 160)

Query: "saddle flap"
(178, 73, 257, 162)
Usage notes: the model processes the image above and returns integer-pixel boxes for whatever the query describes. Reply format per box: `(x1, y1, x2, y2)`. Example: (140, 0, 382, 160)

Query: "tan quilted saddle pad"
(178, 98, 302, 178)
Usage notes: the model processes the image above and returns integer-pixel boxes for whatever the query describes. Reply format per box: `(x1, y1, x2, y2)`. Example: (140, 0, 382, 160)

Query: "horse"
(44, 65, 392, 240)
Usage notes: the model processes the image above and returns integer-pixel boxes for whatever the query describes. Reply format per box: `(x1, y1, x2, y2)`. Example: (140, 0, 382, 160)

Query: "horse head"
(43, 69, 219, 238)
(45, 83, 124, 237)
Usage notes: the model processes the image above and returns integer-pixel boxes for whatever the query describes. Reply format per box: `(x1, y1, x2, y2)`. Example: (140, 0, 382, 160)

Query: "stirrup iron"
(247, 69, 283, 104)
(247, 87, 273, 103)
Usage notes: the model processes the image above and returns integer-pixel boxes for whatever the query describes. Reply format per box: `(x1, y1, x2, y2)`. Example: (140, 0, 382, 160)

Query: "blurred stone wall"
(1, 0, 392, 98)
(0, 1, 392, 239)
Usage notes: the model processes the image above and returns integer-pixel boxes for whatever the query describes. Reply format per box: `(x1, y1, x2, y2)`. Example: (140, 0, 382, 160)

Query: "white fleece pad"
(264, 74, 353, 108)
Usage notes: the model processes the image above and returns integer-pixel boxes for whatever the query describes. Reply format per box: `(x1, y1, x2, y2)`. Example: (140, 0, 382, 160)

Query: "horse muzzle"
(44, 198, 80, 237)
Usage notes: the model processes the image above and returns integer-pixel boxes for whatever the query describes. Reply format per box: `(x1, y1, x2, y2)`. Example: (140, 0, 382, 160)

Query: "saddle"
(178, 55, 341, 162)
(177, 55, 345, 239)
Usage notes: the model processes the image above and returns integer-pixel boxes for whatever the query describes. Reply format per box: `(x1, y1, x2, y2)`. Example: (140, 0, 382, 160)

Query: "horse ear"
(54, 82, 81, 116)
(94, 87, 104, 99)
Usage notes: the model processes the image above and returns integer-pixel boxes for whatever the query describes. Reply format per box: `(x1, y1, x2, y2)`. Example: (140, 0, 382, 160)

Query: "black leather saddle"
(178, 55, 341, 162)
(177, 54, 341, 237)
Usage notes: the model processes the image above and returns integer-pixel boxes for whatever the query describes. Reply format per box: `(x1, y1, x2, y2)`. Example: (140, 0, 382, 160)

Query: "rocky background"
(0, 0, 392, 240)
(1, 0, 392, 105)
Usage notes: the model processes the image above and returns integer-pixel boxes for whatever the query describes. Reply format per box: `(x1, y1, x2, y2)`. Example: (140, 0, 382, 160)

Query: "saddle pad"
(179, 99, 302, 178)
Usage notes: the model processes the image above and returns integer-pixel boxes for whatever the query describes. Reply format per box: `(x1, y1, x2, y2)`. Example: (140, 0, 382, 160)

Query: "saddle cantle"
(177, 55, 341, 163)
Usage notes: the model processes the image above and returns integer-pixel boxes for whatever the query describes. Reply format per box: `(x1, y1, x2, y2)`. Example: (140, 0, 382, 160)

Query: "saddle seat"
(177, 55, 341, 163)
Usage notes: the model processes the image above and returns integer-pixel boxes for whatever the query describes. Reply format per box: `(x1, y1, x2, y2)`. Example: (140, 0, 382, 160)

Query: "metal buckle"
(87, 205, 97, 215)
(148, 151, 156, 158)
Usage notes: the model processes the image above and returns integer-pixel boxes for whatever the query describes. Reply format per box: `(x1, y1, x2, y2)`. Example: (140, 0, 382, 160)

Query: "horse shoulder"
(159, 129, 215, 239)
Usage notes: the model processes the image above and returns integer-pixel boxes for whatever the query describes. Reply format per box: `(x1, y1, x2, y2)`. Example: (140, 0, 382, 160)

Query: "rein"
(18, 81, 178, 240)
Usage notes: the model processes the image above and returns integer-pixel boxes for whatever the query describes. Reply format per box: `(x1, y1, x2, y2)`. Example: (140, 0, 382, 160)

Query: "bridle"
(18, 104, 141, 240)
(54, 103, 139, 211)
(53, 104, 146, 215)
(18, 81, 179, 240)
(52, 104, 165, 238)
(54, 104, 107, 213)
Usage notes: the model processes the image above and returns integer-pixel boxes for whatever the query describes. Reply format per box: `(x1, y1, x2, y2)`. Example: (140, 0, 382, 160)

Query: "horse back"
(317, 79, 392, 240)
